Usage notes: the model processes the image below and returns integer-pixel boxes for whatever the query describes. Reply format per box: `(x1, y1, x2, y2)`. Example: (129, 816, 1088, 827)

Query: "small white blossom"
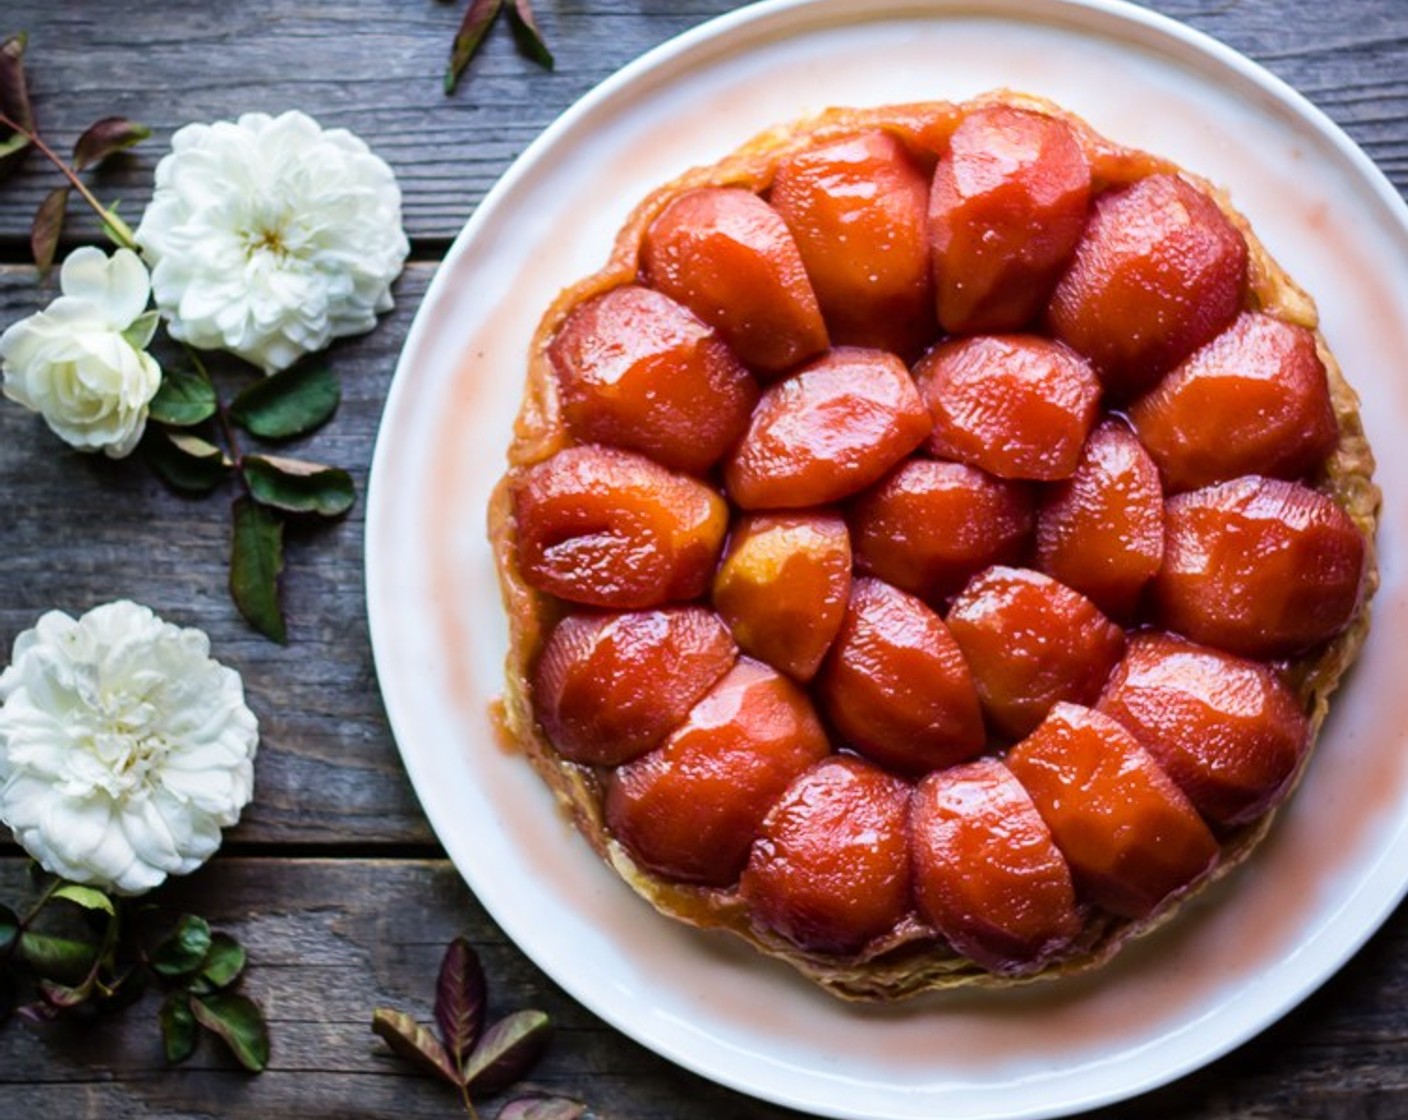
(135, 109, 410, 374)
(0, 247, 162, 458)
(0, 601, 258, 895)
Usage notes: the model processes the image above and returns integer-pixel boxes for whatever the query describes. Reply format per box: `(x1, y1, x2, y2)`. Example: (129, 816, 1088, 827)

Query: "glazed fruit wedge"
(491, 91, 1379, 1000)
(849, 458, 1033, 605)
(711, 511, 851, 682)
(724, 346, 932, 508)
(910, 759, 1083, 974)
(741, 755, 912, 954)
(772, 130, 935, 356)
(1036, 417, 1164, 619)
(605, 658, 830, 886)
(1007, 703, 1219, 919)
(641, 187, 828, 374)
(548, 284, 758, 474)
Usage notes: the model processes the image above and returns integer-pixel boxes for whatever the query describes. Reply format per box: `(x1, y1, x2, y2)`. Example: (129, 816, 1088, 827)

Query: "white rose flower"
(0, 246, 162, 458)
(0, 601, 258, 895)
(135, 109, 410, 374)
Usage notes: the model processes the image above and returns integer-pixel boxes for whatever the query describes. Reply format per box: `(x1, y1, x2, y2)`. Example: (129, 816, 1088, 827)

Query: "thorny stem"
(0, 110, 139, 252)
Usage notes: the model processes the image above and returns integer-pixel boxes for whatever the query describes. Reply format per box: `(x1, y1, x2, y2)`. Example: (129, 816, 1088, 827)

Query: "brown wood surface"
(1, 1, 1406, 1117)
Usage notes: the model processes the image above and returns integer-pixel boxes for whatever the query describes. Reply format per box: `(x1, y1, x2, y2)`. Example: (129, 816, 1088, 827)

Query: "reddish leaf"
(72, 116, 151, 171)
(508, 0, 554, 69)
(0, 32, 34, 181)
(463, 1009, 551, 1094)
(190, 992, 270, 1072)
(497, 1096, 588, 1120)
(31, 186, 68, 273)
(434, 936, 487, 1069)
(372, 1008, 460, 1085)
(445, 0, 503, 95)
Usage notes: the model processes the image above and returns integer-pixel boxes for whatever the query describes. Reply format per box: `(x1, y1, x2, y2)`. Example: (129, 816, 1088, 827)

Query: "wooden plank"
(0, 263, 438, 846)
(0, 857, 1405, 1118)
(0, 0, 1405, 249)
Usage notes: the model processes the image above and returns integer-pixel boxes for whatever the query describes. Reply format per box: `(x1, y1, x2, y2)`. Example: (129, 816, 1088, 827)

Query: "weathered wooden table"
(1, 2, 1405, 1116)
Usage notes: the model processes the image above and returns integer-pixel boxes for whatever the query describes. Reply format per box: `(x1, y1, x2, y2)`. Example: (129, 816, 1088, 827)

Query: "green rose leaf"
(149, 369, 218, 427)
(434, 936, 486, 1070)
(230, 497, 287, 643)
(229, 363, 339, 440)
(497, 1096, 588, 1120)
(142, 428, 233, 493)
(0, 32, 34, 181)
(31, 186, 69, 274)
(72, 116, 151, 172)
(195, 933, 246, 993)
(191, 992, 270, 1072)
(151, 914, 213, 979)
(462, 1009, 552, 1094)
(371, 1008, 461, 1086)
(445, 0, 503, 94)
(0, 903, 19, 956)
(52, 883, 116, 916)
(160, 992, 199, 1064)
(508, 0, 554, 69)
(242, 455, 356, 518)
(17, 930, 98, 986)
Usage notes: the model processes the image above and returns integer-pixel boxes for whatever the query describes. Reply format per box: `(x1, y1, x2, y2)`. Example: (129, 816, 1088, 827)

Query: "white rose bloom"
(135, 109, 410, 374)
(0, 601, 258, 895)
(0, 246, 162, 458)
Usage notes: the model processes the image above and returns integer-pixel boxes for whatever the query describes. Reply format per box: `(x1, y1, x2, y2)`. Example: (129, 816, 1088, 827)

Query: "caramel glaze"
(487, 90, 1381, 1000)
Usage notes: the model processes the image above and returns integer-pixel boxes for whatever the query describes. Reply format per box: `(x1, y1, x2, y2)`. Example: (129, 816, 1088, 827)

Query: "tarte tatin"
(489, 91, 1379, 1000)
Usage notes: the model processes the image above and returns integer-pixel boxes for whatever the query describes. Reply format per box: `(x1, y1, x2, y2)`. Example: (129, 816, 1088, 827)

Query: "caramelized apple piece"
(915, 334, 1101, 481)
(740, 756, 911, 954)
(910, 758, 1082, 974)
(1129, 311, 1339, 492)
(771, 130, 935, 356)
(513, 445, 728, 608)
(1035, 417, 1164, 619)
(604, 658, 830, 886)
(1153, 476, 1365, 658)
(548, 284, 759, 474)
(533, 607, 737, 766)
(640, 187, 828, 374)
(712, 511, 851, 682)
(815, 577, 984, 775)
(929, 105, 1092, 333)
(849, 459, 1033, 604)
(946, 566, 1124, 740)
(1007, 703, 1219, 919)
(1048, 173, 1248, 397)
(724, 347, 932, 508)
(1097, 632, 1310, 826)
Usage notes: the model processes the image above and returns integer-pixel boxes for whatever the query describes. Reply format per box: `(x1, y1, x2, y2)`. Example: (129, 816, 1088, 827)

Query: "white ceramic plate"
(366, 2, 1408, 1116)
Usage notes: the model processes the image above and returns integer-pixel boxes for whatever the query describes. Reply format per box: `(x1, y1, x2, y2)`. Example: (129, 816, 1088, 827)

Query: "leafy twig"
(0, 872, 269, 1071)
(0, 34, 359, 644)
(373, 937, 583, 1119)
(444, 0, 554, 95)
(0, 109, 142, 251)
